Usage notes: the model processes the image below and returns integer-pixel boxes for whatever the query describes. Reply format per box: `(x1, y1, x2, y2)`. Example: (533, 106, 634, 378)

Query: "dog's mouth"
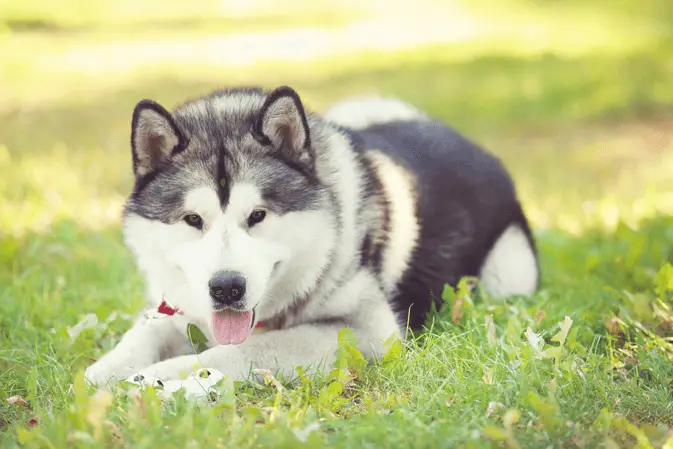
(211, 308, 256, 345)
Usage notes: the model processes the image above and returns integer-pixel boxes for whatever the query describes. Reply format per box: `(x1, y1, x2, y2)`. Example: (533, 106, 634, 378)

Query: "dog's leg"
(132, 323, 344, 382)
(134, 272, 401, 382)
(135, 305, 400, 382)
(84, 313, 191, 386)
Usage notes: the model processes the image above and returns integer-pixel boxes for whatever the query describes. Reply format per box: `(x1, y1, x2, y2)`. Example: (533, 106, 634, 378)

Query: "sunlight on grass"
(496, 123, 673, 235)
(0, 0, 666, 111)
(0, 144, 128, 235)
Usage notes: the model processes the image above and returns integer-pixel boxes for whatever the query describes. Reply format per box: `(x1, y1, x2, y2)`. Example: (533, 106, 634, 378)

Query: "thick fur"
(84, 87, 539, 385)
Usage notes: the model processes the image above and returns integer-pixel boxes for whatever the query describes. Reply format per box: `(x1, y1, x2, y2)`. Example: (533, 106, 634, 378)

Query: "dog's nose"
(209, 271, 246, 306)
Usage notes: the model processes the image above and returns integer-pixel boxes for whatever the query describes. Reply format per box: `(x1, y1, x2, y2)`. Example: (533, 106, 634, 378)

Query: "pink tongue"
(212, 310, 253, 345)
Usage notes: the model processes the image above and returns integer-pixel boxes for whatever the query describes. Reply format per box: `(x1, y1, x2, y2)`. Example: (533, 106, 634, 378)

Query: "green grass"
(2, 1, 673, 447)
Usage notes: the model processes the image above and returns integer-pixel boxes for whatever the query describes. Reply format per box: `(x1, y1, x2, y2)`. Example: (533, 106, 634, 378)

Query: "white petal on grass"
(67, 313, 99, 342)
(486, 401, 505, 417)
(292, 422, 321, 442)
(524, 327, 545, 356)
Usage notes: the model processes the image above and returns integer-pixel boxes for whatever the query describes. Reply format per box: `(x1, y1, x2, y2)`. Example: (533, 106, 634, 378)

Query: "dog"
(84, 86, 539, 385)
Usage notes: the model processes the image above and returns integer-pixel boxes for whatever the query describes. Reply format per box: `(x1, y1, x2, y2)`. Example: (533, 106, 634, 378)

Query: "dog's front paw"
(84, 350, 156, 386)
(84, 359, 136, 386)
(134, 355, 203, 382)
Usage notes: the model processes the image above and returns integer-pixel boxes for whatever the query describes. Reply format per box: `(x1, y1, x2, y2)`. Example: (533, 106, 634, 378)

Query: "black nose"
(208, 271, 246, 306)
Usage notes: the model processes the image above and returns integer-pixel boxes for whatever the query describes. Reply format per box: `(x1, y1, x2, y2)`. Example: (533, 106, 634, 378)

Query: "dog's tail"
(322, 95, 428, 130)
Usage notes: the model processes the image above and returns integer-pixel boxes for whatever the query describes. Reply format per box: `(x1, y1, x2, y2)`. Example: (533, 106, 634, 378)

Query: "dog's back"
(326, 98, 539, 329)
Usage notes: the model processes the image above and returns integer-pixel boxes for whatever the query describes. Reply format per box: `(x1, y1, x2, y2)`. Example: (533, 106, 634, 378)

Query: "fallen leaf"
(26, 416, 39, 428)
(291, 422, 320, 443)
(525, 327, 545, 356)
(7, 396, 30, 408)
(67, 313, 99, 342)
(452, 296, 465, 324)
(486, 401, 505, 417)
(604, 317, 622, 336)
(485, 315, 497, 346)
(551, 316, 573, 344)
(535, 311, 546, 325)
(254, 369, 284, 392)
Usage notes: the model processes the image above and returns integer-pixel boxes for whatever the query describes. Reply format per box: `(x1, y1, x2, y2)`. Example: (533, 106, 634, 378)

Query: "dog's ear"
(254, 86, 313, 174)
(131, 100, 187, 177)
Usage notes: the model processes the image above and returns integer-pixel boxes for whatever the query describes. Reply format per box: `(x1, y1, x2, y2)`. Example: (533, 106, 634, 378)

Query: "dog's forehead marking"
(183, 182, 262, 220)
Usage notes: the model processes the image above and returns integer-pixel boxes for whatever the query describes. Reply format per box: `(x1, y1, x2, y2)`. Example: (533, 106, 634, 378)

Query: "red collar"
(157, 300, 182, 316)
(157, 300, 264, 328)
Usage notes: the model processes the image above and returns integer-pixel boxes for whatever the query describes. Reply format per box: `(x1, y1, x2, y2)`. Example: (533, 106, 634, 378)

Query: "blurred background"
(0, 0, 672, 242)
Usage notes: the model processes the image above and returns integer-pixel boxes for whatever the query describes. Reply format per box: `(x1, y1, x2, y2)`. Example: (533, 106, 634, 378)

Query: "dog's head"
(122, 86, 336, 345)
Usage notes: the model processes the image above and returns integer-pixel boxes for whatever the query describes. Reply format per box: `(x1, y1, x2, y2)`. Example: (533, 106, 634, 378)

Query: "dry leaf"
(26, 416, 39, 428)
(7, 396, 30, 408)
(525, 327, 545, 356)
(535, 311, 546, 325)
(485, 315, 497, 346)
(452, 296, 465, 324)
(254, 368, 284, 392)
(486, 401, 505, 417)
(291, 422, 320, 443)
(551, 316, 574, 344)
(604, 317, 622, 336)
(67, 313, 99, 342)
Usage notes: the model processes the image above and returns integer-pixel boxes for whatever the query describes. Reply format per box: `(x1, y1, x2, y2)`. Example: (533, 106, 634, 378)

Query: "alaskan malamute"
(84, 86, 539, 385)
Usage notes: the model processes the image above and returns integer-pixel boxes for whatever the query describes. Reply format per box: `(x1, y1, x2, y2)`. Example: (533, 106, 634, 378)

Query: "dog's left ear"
(254, 86, 313, 174)
(131, 99, 187, 178)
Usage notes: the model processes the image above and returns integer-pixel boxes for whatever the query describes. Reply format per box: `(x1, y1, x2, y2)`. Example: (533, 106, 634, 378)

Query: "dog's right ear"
(253, 86, 314, 176)
(131, 100, 187, 177)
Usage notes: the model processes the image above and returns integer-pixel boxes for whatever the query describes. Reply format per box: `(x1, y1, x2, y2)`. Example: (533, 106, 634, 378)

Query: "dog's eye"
(247, 210, 266, 227)
(184, 213, 204, 230)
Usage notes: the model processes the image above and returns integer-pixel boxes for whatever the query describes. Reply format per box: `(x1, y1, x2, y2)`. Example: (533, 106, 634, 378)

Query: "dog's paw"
(124, 372, 166, 389)
(124, 368, 226, 403)
(84, 360, 135, 386)
(133, 355, 202, 382)
(84, 352, 155, 386)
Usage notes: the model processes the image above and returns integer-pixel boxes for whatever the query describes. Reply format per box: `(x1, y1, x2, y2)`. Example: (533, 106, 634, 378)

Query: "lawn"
(1, 1, 673, 447)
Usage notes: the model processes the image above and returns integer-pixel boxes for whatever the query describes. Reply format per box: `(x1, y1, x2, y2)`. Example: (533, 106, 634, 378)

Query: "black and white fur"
(84, 87, 539, 385)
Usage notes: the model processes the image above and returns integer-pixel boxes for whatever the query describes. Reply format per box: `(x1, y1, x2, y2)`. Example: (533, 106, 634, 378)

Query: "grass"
(2, 1, 673, 447)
